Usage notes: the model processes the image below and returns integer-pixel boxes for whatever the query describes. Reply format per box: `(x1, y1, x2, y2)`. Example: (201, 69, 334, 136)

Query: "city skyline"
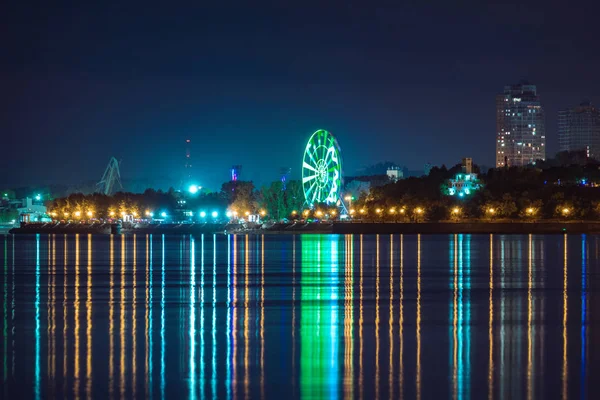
(3, 2, 600, 190)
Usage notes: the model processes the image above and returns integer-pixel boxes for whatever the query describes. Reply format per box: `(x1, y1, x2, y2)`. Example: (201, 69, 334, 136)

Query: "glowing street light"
(86, 211, 93, 218)
(415, 207, 423, 214)
(245, 211, 250, 216)
(109, 211, 115, 217)
(349, 209, 356, 215)
(74, 211, 81, 218)
(487, 208, 495, 214)
(526, 207, 534, 215)
(375, 208, 382, 214)
(188, 185, 198, 194)
(291, 210, 297, 215)
(212, 211, 218, 218)
(359, 208, 366, 214)
(452, 207, 460, 215)
(399, 208, 406, 214)
(64, 212, 70, 218)
(35, 194, 41, 201)
(316, 210, 323, 217)
(260, 210, 266, 216)
(200, 211, 207, 218)
(562, 208, 570, 216)
(226, 211, 232, 218)
(160, 211, 167, 218)
(303, 210, 310, 216)
(389, 208, 396, 214)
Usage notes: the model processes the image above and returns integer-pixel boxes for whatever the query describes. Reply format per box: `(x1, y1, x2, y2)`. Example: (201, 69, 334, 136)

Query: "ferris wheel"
(302, 129, 343, 207)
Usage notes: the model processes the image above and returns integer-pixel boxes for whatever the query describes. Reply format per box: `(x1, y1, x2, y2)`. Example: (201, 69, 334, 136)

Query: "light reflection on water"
(0, 233, 598, 399)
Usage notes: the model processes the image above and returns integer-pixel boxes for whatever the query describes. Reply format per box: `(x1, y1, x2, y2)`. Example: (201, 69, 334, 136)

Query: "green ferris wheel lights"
(302, 129, 343, 206)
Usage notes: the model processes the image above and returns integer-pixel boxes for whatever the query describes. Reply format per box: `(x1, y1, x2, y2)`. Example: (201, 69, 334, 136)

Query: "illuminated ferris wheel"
(302, 129, 343, 207)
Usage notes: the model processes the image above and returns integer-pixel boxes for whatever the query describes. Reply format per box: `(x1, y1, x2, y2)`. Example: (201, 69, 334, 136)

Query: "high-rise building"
(558, 101, 600, 160)
(496, 83, 545, 167)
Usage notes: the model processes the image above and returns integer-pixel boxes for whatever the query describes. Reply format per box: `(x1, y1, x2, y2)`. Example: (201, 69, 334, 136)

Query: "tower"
(496, 82, 546, 167)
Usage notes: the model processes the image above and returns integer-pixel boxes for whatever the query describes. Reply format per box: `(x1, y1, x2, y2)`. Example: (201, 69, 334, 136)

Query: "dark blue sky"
(3, 1, 600, 190)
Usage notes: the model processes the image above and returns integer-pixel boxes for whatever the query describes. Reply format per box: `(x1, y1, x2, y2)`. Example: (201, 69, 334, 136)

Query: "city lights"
(376, 208, 382, 214)
(303, 210, 310, 216)
(399, 208, 406, 214)
(226, 211, 232, 218)
(562, 208, 570, 215)
(160, 212, 167, 218)
(359, 209, 366, 214)
(260, 210, 266, 216)
(487, 208, 495, 214)
(349, 209, 356, 215)
(316, 210, 323, 217)
(86, 211, 93, 217)
(109, 211, 115, 217)
(526, 207, 534, 215)
(35, 194, 41, 201)
(200, 211, 206, 218)
(415, 207, 423, 214)
(389, 208, 396, 214)
(211, 211, 218, 218)
(74, 211, 81, 218)
(188, 185, 198, 194)
(452, 207, 460, 214)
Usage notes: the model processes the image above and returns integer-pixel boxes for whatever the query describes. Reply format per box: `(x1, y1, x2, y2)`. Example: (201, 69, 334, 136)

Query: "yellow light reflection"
(416, 234, 421, 400)
(63, 235, 68, 387)
(375, 234, 380, 400)
(109, 235, 115, 399)
(527, 234, 533, 400)
(74, 234, 80, 398)
(344, 235, 354, 399)
(562, 234, 568, 400)
(120, 234, 126, 399)
(132, 235, 137, 399)
(388, 235, 394, 400)
(399, 234, 404, 399)
(488, 234, 494, 400)
(359, 234, 364, 400)
(260, 235, 265, 399)
(244, 235, 250, 400)
(86, 234, 93, 398)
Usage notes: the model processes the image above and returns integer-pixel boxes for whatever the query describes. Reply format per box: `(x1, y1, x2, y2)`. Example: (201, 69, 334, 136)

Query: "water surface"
(1, 233, 598, 399)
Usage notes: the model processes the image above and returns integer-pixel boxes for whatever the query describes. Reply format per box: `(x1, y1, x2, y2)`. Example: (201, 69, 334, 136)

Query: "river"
(0, 233, 598, 399)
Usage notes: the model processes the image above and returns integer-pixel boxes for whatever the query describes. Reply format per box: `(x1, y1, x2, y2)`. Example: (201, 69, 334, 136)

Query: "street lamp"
(200, 211, 206, 218)
(212, 211, 218, 218)
(562, 207, 570, 216)
(452, 207, 460, 215)
(87, 211, 93, 218)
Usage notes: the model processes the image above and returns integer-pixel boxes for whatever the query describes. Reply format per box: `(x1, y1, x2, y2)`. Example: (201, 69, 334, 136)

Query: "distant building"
(423, 162, 433, 176)
(231, 165, 242, 181)
(17, 197, 49, 223)
(558, 101, 600, 160)
(444, 158, 481, 197)
(462, 157, 473, 174)
(496, 82, 546, 167)
(386, 166, 403, 182)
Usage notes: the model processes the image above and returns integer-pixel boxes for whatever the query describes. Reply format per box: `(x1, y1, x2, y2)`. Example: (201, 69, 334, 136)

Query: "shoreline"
(6, 221, 600, 235)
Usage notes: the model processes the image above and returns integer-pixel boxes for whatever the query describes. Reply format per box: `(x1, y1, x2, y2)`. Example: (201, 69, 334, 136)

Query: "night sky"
(3, 1, 600, 190)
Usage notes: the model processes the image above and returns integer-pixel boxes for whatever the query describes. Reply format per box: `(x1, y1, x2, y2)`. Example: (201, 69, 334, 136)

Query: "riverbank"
(7, 221, 600, 235)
